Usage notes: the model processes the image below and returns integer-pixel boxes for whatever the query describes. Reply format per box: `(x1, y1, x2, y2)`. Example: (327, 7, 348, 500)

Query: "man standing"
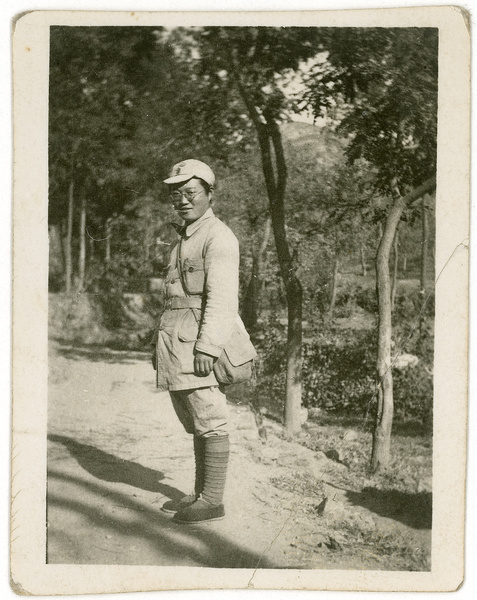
(153, 159, 255, 524)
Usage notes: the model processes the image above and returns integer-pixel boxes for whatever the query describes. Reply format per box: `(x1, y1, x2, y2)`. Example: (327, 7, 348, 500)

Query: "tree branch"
(265, 113, 287, 204)
(402, 176, 437, 207)
(221, 31, 264, 135)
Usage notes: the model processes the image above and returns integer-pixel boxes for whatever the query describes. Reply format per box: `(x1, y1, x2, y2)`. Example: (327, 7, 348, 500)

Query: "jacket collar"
(176, 208, 215, 237)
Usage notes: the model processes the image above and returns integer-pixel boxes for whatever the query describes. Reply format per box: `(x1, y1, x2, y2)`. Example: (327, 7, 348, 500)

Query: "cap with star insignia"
(163, 159, 215, 187)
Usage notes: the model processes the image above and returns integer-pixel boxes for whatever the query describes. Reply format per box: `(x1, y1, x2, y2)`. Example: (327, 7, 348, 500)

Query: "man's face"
(169, 178, 212, 223)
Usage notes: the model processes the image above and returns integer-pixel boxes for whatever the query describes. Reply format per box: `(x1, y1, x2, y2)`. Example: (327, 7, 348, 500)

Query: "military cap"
(163, 159, 215, 187)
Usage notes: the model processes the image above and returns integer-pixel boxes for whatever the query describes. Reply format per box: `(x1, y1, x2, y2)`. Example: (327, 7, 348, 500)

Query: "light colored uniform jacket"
(155, 208, 255, 391)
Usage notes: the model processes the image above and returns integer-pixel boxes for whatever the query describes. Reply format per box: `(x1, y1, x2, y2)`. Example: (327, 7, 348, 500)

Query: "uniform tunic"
(155, 208, 250, 392)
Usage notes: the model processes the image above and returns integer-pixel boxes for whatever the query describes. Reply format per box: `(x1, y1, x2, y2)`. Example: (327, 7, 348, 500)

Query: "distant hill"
(283, 121, 345, 160)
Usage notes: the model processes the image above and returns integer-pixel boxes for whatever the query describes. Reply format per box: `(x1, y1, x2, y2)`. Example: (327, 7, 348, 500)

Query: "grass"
(270, 471, 327, 500)
(297, 419, 432, 494)
(331, 515, 431, 571)
(268, 418, 432, 570)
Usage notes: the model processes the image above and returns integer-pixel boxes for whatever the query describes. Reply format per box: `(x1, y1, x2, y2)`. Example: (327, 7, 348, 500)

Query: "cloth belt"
(164, 297, 203, 310)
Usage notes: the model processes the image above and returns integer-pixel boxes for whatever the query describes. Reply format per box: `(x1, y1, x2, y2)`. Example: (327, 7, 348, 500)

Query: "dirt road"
(47, 340, 430, 571)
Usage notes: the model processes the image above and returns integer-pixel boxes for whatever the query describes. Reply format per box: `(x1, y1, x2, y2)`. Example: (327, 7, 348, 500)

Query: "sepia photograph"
(11, 6, 470, 595)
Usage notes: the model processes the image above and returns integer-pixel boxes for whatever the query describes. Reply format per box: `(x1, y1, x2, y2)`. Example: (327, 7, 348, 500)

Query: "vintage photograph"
(11, 7, 469, 594)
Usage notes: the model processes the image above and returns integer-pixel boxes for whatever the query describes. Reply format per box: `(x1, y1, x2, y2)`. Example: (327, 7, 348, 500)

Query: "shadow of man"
(47, 435, 279, 568)
(48, 434, 185, 501)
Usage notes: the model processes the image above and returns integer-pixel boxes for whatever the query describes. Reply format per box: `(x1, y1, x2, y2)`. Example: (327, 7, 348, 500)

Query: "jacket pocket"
(182, 258, 205, 294)
(177, 309, 200, 342)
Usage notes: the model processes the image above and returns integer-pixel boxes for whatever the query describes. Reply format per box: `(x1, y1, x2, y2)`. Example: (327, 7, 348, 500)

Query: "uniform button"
(188, 267, 194, 272)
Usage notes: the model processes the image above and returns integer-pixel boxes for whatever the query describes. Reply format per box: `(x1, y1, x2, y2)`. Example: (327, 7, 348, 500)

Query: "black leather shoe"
(161, 494, 197, 514)
(173, 498, 225, 524)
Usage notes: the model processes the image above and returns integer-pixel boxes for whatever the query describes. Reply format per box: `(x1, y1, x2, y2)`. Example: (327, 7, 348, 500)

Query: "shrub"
(253, 318, 434, 426)
(393, 365, 433, 426)
(393, 288, 435, 322)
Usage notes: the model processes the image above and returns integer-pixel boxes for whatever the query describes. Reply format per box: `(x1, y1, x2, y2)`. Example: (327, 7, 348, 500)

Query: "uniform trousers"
(169, 385, 228, 437)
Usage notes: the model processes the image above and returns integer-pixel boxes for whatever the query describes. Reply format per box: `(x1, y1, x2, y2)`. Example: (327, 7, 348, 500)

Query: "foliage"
(254, 287, 434, 425)
(48, 27, 214, 293)
(49, 26, 437, 305)
(304, 28, 438, 195)
(49, 27, 159, 224)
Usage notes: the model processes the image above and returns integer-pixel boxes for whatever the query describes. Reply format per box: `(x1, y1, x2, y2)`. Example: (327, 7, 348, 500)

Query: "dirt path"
(47, 340, 430, 571)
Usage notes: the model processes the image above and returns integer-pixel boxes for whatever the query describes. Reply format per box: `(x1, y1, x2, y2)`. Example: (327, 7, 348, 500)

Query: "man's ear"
(208, 188, 215, 204)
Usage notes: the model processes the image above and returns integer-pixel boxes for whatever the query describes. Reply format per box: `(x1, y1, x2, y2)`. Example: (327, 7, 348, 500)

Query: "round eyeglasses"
(170, 189, 205, 203)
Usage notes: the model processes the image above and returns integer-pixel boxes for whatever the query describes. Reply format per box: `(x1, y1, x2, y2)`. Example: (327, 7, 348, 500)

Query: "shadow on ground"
(48, 435, 183, 498)
(47, 435, 277, 569)
(345, 487, 432, 529)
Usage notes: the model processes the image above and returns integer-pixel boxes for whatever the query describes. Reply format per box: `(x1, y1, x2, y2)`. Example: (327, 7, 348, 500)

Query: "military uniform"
(155, 161, 255, 523)
(156, 207, 245, 393)
(155, 207, 254, 438)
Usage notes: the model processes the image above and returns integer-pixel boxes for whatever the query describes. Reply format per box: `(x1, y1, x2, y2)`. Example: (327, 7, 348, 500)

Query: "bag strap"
(176, 238, 191, 297)
(176, 239, 203, 328)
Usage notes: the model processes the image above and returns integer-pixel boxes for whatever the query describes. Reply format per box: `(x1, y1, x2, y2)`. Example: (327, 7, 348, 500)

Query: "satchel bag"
(177, 238, 256, 385)
(212, 325, 257, 386)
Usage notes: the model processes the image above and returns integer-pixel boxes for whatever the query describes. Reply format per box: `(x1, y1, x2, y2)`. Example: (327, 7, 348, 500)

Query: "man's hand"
(194, 351, 216, 377)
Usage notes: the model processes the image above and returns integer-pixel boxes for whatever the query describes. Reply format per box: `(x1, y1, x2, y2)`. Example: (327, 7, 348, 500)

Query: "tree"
(241, 214, 272, 331)
(305, 28, 438, 468)
(176, 26, 325, 434)
(373, 177, 435, 469)
(49, 27, 177, 292)
(420, 194, 431, 295)
(390, 225, 399, 313)
(282, 128, 380, 323)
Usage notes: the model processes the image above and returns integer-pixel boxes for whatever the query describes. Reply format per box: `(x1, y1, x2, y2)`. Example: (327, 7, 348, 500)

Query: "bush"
(393, 288, 435, 321)
(393, 366, 433, 426)
(302, 330, 376, 414)
(253, 317, 434, 425)
(333, 285, 377, 318)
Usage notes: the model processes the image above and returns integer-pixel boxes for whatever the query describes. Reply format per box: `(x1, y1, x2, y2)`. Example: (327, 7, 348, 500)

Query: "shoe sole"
(161, 507, 178, 514)
(161, 504, 196, 515)
(173, 515, 225, 524)
(161, 497, 197, 514)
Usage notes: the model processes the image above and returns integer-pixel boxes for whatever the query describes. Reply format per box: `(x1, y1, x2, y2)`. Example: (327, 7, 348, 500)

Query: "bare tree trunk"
(284, 278, 303, 435)
(360, 244, 367, 276)
(419, 196, 430, 334)
(327, 254, 340, 320)
(371, 177, 436, 471)
(78, 195, 87, 292)
(402, 254, 407, 274)
(242, 214, 272, 331)
(65, 180, 74, 293)
(420, 196, 429, 295)
(391, 228, 399, 312)
(229, 52, 303, 435)
(265, 118, 303, 436)
(372, 200, 403, 471)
